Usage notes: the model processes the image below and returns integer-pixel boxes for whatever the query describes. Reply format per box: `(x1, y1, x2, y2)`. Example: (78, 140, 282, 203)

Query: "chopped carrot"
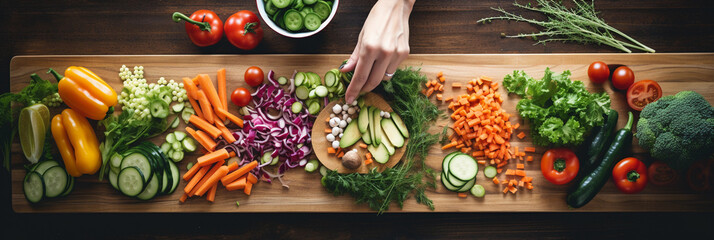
(183, 77, 204, 119)
(217, 68, 227, 110)
(215, 107, 244, 128)
(523, 177, 533, 183)
(325, 117, 330, 122)
(221, 161, 258, 185)
(436, 94, 443, 101)
(524, 147, 536, 153)
(439, 76, 446, 83)
(497, 168, 503, 174)
(214, 116, 236, 143)
(509, 186, 518, 194)
(196, 165, 229, 196)
(359, 143, 368, 148)
(325, 128, 333, 133)
(337, 151, 345, 158)
(197, 74, 224, 116)
(527, 156, 534, 162)
(505, 169, 515, 176)
(327, 147, 336, 154)
(186, 127, 215, 152)
(244, 182, 253, 195)
(457, 192, 468, 198)
(195, 90, 215, 124)
(197, 148, 230, 167)
(366, 152, 372, 159)
(515, 170, 526, 177)
(517, 132, 526, 139)
(206, 183, 218, 202)
(364, 158, 373, 165)
(227, 161, 239, 172)
(195, 130, 217, 152)
(452, 83, 462, 88)
(445, 97, 453, 102)
(477, 160, 486, 165)
(189, 115, 221, 139)
(503, 187, 509, 194)
(189, 160, 225, 197)
(184, 165, 209, 194)
(247, 173, 258, 184)
(517, 163, 525, 169)
(426, 88, 435, 97)
(437, 71, 443, 77)
(225, 176, 247, 191)
(493, 178, 500, 184)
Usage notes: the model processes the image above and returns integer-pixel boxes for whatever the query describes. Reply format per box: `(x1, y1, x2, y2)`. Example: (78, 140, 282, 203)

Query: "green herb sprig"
(322, 67, 440, 214)
(477, 0, 655, 53)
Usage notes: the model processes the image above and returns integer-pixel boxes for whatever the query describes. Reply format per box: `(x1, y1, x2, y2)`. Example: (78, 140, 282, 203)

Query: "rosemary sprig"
(477, 0, 655, 53)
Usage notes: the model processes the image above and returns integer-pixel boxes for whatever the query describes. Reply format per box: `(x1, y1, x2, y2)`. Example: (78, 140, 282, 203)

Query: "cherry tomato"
(173, 10, 223, 47)
(587, 61, 610, 84)
(612, 157, 648, 194)
(244, 66, 265, 87)
(231, 87, 252, 107)
(541, 148, 580, 185)
(224, 10, 264, 50)
(611, 66, 635, 90)
(626, 80, 662, 111)
(648, 161, 677, 186)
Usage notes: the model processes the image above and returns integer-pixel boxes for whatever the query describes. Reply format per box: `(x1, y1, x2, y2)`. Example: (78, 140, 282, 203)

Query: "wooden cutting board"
(9, 54, 714, 213)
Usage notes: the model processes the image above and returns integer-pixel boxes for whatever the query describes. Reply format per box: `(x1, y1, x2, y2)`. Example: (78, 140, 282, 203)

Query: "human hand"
(340, 0, 415, 103)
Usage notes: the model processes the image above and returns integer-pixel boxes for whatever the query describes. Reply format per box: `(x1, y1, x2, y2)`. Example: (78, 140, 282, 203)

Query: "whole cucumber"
(581, 109, 618, 172)
(567, 112, 633, 208)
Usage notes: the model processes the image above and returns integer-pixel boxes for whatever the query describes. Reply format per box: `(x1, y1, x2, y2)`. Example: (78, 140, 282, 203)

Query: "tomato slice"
(626, 80, 662, 111)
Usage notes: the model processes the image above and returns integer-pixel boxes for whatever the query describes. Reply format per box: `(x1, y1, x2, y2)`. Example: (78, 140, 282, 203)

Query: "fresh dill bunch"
(321, 67, 441, 214)
(477, 0, 655, 53)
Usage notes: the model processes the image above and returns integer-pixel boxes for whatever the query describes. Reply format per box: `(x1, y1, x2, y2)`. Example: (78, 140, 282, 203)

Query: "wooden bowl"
(311, 92, 406, 173)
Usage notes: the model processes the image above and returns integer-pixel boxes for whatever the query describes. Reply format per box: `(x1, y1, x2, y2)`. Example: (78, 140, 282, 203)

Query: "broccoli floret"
(635, 91, 714, 171)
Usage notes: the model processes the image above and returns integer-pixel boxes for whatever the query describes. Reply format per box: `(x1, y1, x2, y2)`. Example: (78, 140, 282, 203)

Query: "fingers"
(344, 53, 376, 103)
(361, 58, 390, 94)
(340, 46, 360, 73)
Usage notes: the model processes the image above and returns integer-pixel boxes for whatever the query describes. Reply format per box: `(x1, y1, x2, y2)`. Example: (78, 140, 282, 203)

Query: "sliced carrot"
(214, 116, 237, 143)
(195, 130, 217, 152)
(215, 107, 244, 128)
(524, 147, 536, 153)
(452, 83, 462, 88)
(179, 193, 188, 203)
(221, 161, 258, 185)
(206, 183, 218, 202)
(493, 178, 500, 184)
(439, 76, 446, 83)
(515, 170, 526, 177)
(509, 186, 518, 194)
(225, 176, 247, 191)
(184, 165, 209, 194)
(445, 97, 453, 102)
(523, 177, 533, 183)
(517, 163, 525, 169)
(217, 68, 227, 110)
(359, 143, 368, 149)
(196, 165, 229, 196)
(503, 187, 509, 194)
(505, 169, 515, 176)
(457, 192, 468, 198)
(197, 148, 230, 167)
(497, 168, 503, 174)
(244, 182, 253, 195)
(517, 132, 526, 139)
(189, 160, 225, 196)
(364, 158, 373, 165)
(527, 183, 534, 190)
(527, 156, 534, 162)
(195, 90, 215, 124)
(337, 151, 345, 158)
(247, 173, 258, 184)
(477, 160, 486, 165)
(189, 114, 221, 139)
(327, 147, 336, 154)
(425, 88, 435, 97)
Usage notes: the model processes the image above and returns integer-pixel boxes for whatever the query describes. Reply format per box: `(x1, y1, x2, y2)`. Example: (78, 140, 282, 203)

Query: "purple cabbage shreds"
(228, 70, 314, 188)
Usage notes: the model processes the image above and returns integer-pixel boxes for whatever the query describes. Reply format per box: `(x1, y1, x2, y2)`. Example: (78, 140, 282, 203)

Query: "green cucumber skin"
(581, 109, 618, 172)
(567, 113, 632, 209)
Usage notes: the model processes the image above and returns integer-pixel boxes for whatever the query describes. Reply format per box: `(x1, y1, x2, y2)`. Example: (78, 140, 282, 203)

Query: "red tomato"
(587, 61, 610, 84)
(224, 10, 264, 50)
(244, 66, 265, 87)
(611, 66, 635, 90)
(648, 161, 677, 186)
(174, 10, 223, 47)
(612, 157, 648, 194)
(231, 87, 252, 107)
(540, 148, 579, 185)
(626, 80, 662, 111)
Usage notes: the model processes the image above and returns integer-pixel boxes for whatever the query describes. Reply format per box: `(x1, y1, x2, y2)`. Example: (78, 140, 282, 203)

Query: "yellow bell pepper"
(50, 109, 101, 176)
(58, 66, 117, 120)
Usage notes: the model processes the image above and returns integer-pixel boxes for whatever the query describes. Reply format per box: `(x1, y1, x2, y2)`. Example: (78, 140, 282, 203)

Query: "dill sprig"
(321, 67, 441, 214)
(477, 0, 655, 53)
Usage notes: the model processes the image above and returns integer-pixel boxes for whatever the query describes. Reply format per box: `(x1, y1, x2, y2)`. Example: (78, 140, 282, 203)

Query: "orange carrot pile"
(180, 159, 259, 203)
(423, 71, 446, 100)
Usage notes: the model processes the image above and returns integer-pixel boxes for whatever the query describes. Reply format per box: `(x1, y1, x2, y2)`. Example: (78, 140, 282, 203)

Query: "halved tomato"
(626, 80, 662, 111)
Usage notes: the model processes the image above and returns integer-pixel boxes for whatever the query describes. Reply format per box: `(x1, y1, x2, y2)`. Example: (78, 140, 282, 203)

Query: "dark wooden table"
(2, 0, 713, 239)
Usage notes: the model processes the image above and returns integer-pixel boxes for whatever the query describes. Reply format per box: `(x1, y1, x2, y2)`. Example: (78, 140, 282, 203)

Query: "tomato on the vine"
(612, 66, 635, 90)
(587, 61, 610, 84)
(244, 66, 264, 87)
(612, 157, 648, 194)
(224, 10, 264, 50)
(541, 148, 579, 185)
(231, 87, 252, 107)
(626, 80, 662, 111)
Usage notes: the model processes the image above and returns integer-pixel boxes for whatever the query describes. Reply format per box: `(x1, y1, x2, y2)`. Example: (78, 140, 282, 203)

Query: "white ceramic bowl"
(256, 0, 339, 38)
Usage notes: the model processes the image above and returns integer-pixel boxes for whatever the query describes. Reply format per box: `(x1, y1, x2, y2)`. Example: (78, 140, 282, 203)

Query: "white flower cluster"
(117, 65, 187, 120)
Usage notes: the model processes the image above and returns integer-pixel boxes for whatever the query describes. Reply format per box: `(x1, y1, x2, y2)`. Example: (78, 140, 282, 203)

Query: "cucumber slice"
(305, 159, 319, 173)
(313, 0, 331, 21)
(307, 72, 321, 86)
(367, 143, 390, 164)
(471, 184, 485, 197)
(168, 160, 179, 194)
(181, 107, 195, 124)
(23, 171, 44, 203)
(160, 142, 171, 155)
(457, 178, 476, 192)
(303, 12, 322, 31)
(307, 101, 321, 115)
(277, 76, 288, 85)
(156, 87, 173, 104)
(295, 86, 309, 100)
(42, 166, 67, 197)
(34, 161, 59, 175)
(182, 138, 197, 152)
(390, 113, 409, 138)
(149, 99, 170, 118)
(358, 106, 369, 133)
(368, 107, 375, 146)
(174, 131, 187, 141)
(291, 102, 303, 114)
(187, 162, 194, 171)
(319, 165, 328, 176)
(120, 152, 153, 183)
(339, 120, 361, 148)
(315, 86, 328, 97)
(261, 151, 274, 164)
(270, 155, 280, 165)
(170, 116, 180, 128)
(446, 171, 467, 187)
(170, 151, 184, 162)
(265, 0, 278, 16)
(303, 0, 317, 5)
(60, 176, 74, 197)
(172, 102, 185, 113)
(361, 131, 372, 145)
(324, 70, 338, 87)
(484, 166, 497, 179)
(109, 169, 119, 190)
(110, 152, 124, 170)
(378, 124, 396, 155)
(117, 166, 145, 197)
(136, 172, 160, 200)
(381, 118, 405, 148)
(308, 89, 317, 99)
(272, 0, 293, 9)
(441, 152, 462, 177)
(441, 173, 461, 191)
(284, 9, 304, 32)
(294, 72, 306, 86)
(448, 154, 478, 181)
(166, 133, 177, 143)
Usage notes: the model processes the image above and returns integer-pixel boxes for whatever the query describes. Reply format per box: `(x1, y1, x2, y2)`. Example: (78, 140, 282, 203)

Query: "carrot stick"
(244, 182, 253, 195)
(183, 77, 204, 119)
(524, 147, 536, 153)
(493, 178, 500, 184)
(195, 129, 217, 152)
(197, 74, 224, 116)
(189, 160, 225, 196)
(197, 148, 230, 167)
(225, 176, 247, 191)
(221, 161, 258, 185)
(196, 165, 229, 196)
(189, 114, 221, 139)
(179, 193, 188, 202)
(517, 163, 525, 169)
(526, 156, 534, 162)
(517, 132, 526, 139)
(196, 90, 215, 124)
(215, 107, 244, 128)
(217, 68, 227, 111)
(186, 127, 211, 152)
(247, 173, 258, 184)
(183, 160, 201, 181)
(214, 115, 237, 143)
(364, 158, 373, 165)
(184, 165, 209, 194)
(457, 192, 467, 198)
(359, 143, 368, 149)
(206, 183, 218, 202)
(327, 147, 335, 154)
(227, 161, 239, 172)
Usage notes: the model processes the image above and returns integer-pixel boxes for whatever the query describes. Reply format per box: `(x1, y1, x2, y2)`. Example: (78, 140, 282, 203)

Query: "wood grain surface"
(9, 53, 714, 213)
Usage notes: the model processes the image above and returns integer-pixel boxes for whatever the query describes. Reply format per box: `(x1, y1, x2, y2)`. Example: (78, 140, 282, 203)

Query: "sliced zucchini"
(23, 171, 44, 203)
(448, 154, 478, 181)
(160, 142, 171, 155)
(168, 161, 180, 194)
(390, 113, 409, 138)
(381, 118, 405, 148)
(181, 107, 195, 124)
(358, 105, 369, 133)
(34, 161, 59, 175)
(172, 102, 185, 113)
(174, 131, 187, 141)
(120, 152, 153, 183)
(136, 173, 160, 200)
(367, 143, 390, 164)
(295, 86, 309, 100)
(277, 76, 288, 85)
(41, 166, 68, 198)
(372, 107, 382, 146)
(149, 99, 170, 118)
(117, 166, 145, 197)
(441, 173, 460, 192)
(109, 169, 119, 190)
(339, 121, 361, 148)
(361, 131, 372, 145)
(379, 125, 396, 155)
(471, 184, 485, 197)
(166, 132, 177, 143)
(456, 178, 476, 193)
(484, 166, 497, 179)
(182, 138, 197, 152)
(170, 116, 180, 128)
